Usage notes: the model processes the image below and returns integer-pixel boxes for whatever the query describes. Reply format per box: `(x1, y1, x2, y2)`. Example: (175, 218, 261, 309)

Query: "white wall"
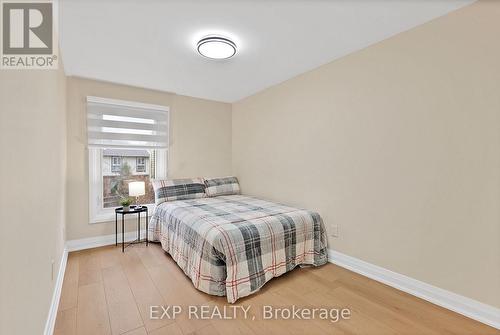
(0, 63, 67, 334)
(232, 1, 500, 308)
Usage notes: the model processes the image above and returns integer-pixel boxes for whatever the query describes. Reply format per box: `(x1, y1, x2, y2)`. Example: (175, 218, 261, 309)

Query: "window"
(102, 150, 155, 208)
(87, 97, 169, 223)
(136, 157, 146, 172)
(111, 156, 122, 173)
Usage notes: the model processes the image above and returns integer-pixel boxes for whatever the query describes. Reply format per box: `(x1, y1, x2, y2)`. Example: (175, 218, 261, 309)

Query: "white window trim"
(88, 148, 168, 223)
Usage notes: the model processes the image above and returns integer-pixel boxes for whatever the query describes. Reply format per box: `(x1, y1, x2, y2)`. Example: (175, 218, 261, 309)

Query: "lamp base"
(134, 196, 141, 209)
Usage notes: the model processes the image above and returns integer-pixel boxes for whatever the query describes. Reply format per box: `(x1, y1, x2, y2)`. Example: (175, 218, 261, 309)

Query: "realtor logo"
(1, 1, 58, 69)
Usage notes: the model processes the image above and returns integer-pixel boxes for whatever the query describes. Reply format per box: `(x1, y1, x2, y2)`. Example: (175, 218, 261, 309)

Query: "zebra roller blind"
(86, 96, 169, 149)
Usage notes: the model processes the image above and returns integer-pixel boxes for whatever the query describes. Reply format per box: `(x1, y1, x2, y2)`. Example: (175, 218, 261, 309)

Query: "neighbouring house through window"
(102, 149, 154, 207)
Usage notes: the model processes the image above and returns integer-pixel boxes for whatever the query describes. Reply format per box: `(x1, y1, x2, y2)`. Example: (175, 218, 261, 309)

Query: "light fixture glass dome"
(197, 36, 236, 59)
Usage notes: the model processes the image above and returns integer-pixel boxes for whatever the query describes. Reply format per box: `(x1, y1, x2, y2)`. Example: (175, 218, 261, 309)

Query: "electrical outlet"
(331, 225, 339, 238)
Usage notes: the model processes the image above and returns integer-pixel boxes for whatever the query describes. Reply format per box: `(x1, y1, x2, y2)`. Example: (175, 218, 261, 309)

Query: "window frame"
(89, 148, 168, 223)
(111, 156, 122, 173)
(87, 97, 169, 224)
(136, 157, 146, 173)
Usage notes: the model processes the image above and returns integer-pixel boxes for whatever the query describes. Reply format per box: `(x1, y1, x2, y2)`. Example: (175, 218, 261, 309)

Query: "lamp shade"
(129, 181, 145, 197)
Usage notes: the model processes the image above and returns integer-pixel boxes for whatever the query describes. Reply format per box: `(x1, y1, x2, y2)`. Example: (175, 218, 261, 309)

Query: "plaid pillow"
(152, 178, 206, 205)
(204, 176, 240, 197)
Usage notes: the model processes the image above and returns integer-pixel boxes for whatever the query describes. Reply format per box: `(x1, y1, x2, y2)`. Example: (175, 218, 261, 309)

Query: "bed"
(148, 178, 328, 303)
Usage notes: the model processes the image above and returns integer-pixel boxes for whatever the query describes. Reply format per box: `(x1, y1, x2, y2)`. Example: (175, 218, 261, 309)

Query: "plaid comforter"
(149, 195, 328, 303)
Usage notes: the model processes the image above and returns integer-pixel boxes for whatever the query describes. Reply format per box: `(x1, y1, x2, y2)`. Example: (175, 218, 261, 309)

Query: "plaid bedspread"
(149, 195, 328, 303)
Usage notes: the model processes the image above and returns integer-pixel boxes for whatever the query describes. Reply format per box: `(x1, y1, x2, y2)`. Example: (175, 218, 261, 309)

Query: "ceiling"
(60, 0, 474, 103)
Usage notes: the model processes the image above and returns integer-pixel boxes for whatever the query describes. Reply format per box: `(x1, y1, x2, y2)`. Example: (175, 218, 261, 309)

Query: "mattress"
(148, 194, 328, 303)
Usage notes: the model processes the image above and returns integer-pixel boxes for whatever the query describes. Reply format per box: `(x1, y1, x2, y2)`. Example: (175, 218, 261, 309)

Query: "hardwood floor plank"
(266, 266, 325, 296)
(268, 287, 349, 335)
(190, 324, 221, 335)
(78, 250, 103, 286)
(133, 244, 167, 270)
(98, 246, 123, 269)
(244, 288, 344, 335)
(263, 281, 397, 335)
(329, 286, 440, 335)
(54, 307, 77, 335)
(148, 323, 184, 335)
(123, 327, 147, 335)
(209, 318, 255, 335)
(134, 245, 215, 334)
(107, 303, 145, 335)
(102, 266, 136, 305)
(76, 282, 111, 335)
(59, 253, 80, 311)
(102, 266, 144, 334)
(119, 247, 175, 332)
(144, 263, 214, 334)
(203, 296, 257, 335)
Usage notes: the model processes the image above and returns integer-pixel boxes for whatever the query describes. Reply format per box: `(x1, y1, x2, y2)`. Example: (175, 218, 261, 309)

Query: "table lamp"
(128, 181, 145, 208)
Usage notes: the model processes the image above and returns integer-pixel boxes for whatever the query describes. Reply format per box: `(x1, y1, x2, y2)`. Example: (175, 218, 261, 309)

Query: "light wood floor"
(54, 243, 497, 335)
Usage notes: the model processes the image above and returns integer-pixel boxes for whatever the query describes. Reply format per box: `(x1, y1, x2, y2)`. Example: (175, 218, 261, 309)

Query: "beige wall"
(0, 64, 67, 334)
(232, 1, 500, 308)
(66, 77, 232, 240)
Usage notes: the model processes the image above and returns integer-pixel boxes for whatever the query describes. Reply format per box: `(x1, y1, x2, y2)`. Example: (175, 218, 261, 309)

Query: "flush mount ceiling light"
(197, 35, 237, 59)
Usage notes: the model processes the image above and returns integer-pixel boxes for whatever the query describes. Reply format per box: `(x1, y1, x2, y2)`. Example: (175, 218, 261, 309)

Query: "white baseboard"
(66, 230, 147, 252)
(44, 247, 68, 335)
(328, 249, 500, 329)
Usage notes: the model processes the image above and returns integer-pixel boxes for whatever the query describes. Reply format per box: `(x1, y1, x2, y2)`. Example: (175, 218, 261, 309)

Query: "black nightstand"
(115, 206, 148, 252)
